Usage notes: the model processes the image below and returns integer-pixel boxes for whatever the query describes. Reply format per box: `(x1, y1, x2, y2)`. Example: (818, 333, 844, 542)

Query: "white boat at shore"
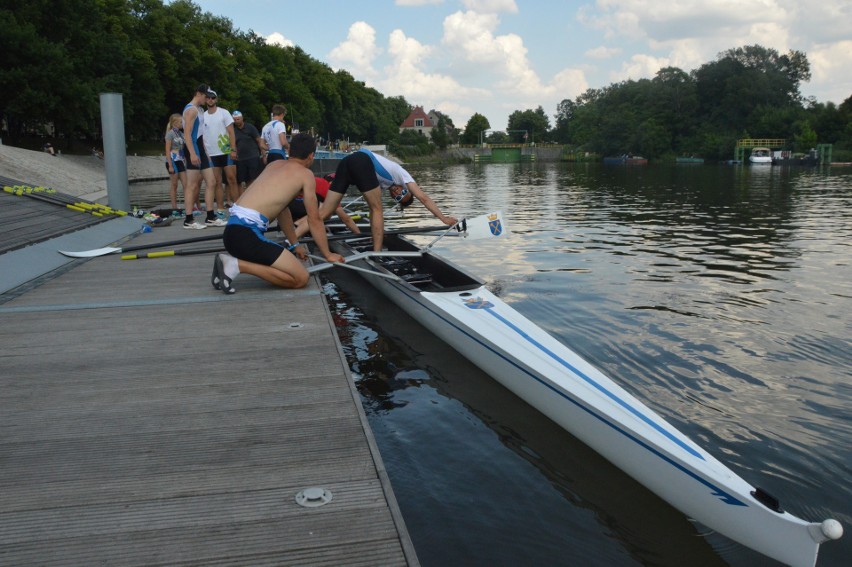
(310, 224, 843, 567)
(749, 147, 773, 164)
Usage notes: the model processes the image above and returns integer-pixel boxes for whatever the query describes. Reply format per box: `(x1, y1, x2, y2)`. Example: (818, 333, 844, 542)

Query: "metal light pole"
(99, 93, 130, 212)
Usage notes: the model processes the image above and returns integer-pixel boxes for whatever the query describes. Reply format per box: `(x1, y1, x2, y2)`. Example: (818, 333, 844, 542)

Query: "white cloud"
(611, 53, 672, 82)
(378, 29, 488, 102)
(442, 11, 546, 94)
(585, 46, 621, 60)
(265, 32, 293, 48)
(552, 68, 589, 99)
(327, 21, 381, 79)
(462, 0, 518, 14)
(806, 40, 852, 104)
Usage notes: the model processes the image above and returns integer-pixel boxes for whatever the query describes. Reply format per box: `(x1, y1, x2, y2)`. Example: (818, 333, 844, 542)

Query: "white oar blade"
(58, 247, 122, 258)
(464, 210, 510, 240)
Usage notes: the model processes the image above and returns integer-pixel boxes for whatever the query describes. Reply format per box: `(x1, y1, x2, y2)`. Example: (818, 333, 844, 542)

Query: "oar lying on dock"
(59, 224, 450, 259)
(59, 233, 225, 258)
(120, 246, 225, 260)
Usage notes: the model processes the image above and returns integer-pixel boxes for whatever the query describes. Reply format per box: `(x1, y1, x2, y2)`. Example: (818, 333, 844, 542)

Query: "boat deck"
(0, 189, 417, 565)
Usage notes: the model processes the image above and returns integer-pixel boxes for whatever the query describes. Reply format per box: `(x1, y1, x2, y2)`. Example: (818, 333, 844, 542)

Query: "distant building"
(399, 106, 435, 137)
(399, 106, 455, 141)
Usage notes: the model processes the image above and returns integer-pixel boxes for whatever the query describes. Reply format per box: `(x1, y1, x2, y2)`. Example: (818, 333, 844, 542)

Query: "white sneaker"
(183, 221, 207, 230)
(205, 217, 227, 227)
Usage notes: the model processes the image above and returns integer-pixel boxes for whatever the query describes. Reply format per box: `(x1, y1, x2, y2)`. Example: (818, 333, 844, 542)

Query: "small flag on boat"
(462, 211, 510, 240)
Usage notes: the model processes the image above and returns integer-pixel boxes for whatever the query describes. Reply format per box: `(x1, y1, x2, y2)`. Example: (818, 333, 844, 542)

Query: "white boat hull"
(330, 237, 841, 567)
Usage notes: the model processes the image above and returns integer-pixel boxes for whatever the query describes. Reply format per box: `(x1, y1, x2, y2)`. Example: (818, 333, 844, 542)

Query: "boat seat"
(402, 273, 433, 286)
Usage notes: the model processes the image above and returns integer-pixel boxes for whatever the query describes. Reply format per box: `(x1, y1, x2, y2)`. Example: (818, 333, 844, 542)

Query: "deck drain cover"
(288, 322, 304, 329)
(295, 487, 332, 508)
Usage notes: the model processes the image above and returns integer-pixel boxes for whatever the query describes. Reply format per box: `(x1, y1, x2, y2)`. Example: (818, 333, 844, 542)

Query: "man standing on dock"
(212, 133, 344, 293)
(202, 89, 239, 212)
(182, 84, 226, 229)
(231, 110, 265, 192)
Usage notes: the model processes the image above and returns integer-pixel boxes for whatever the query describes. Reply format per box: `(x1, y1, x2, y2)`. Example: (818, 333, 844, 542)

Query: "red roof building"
(399, 106, 435, 137)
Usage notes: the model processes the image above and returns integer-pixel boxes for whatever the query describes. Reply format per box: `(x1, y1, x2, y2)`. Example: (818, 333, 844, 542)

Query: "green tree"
(694, 45, 811, 136)
(461, 113, 490, 145)
(552, 99, 576, 143)
(507, 106, 550, 143)
(650, 67, 698, 149)
(793, 121, 818, 153)
(430, 115, 450, 149)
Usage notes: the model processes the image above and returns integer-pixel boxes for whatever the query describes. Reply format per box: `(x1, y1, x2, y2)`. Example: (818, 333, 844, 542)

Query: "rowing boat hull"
(329, 236, 840, 567)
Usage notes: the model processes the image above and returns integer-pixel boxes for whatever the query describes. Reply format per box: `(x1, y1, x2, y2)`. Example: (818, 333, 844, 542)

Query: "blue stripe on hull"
(389, 285, 748, 508)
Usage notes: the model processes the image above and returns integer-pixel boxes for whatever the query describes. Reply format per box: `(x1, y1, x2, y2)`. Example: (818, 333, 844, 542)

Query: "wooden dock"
(0, 192, 417, 565)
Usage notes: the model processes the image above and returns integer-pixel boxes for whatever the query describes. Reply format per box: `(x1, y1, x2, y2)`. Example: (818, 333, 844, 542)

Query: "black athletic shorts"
(288, 200, 307, 221)
(223, 224, 285, 266)
(236, 157, 263, 184)
(166, 161, 186, 174)
(185, 137, 211, 170)
(329, 151, 379, 194)
(209, 154, 234, 168)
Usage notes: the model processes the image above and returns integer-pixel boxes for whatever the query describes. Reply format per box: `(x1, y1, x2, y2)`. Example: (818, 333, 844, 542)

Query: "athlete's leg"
(361, 188, 384, 251)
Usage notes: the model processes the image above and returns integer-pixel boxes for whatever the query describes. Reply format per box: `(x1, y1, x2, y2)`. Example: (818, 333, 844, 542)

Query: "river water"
(319, 163, 851, 567)
(132, 163, 850, 566)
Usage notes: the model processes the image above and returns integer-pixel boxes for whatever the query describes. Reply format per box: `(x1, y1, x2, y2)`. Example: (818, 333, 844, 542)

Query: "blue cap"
(232, 110, 242, 117)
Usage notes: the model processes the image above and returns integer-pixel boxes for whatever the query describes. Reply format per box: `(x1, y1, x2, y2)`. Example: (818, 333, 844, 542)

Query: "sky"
(190, 0, 852, 131)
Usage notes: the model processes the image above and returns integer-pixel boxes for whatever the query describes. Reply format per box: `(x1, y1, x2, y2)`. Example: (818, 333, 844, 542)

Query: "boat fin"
(751, 487, 783, 513)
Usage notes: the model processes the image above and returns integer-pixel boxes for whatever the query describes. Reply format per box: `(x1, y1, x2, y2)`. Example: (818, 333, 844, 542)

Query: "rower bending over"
(294, 148, 457, 251)
(212, 133, 344, 294)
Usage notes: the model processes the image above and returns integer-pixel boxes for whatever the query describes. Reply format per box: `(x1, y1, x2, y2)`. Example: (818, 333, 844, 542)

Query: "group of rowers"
(210, 132, 458, 294)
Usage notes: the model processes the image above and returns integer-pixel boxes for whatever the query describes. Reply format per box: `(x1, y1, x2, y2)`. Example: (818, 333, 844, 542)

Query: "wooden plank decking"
(0, 214, 417, 566)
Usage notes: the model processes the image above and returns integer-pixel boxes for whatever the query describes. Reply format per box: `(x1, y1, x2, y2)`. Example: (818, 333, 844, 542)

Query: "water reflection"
(359, 162, 851, 566)
(324, 271, 727, 567)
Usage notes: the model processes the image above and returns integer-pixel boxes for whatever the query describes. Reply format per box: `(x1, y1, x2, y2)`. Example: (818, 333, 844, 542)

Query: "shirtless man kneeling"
(212, 133, 345, 293)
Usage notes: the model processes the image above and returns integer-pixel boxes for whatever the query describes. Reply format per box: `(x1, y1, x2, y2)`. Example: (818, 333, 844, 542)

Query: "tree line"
(1, 0, 411, 151)
(460, 46, 851, 161)
(551, 46, 851, 160)
(2, 2, 850, 161)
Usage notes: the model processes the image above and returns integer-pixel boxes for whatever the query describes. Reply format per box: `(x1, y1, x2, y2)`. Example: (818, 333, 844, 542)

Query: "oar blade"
(58, 247, 122, 258)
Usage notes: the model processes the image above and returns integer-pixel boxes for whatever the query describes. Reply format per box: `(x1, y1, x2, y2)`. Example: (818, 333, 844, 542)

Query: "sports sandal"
(216, 254, 236, 294)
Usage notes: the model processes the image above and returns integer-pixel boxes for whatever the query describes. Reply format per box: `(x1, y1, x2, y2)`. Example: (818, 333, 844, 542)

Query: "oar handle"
(119, 233, 223, 253)
(120, 246, 225, 260)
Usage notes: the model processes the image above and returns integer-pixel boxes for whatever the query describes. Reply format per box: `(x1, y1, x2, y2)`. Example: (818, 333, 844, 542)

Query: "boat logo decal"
(463, 297, 494, 309)
(487, 213, 504, 236)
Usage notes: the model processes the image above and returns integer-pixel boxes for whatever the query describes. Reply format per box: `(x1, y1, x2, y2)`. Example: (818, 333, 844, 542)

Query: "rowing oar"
(309, 225, 449, 243)
(120, 246, 225, 260)
(5, 185, 125, 217)
(59, 233, 226, 258)
(306, 251, 422, 280)
(63, 224, 449, 259)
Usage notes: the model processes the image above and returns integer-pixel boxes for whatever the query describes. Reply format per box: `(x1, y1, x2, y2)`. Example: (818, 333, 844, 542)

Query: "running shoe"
(183, 221, 207, 230)
(205, 217, 227, 227)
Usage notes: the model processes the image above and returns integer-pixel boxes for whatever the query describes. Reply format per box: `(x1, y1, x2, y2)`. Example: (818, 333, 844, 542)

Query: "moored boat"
(749, 147, 773, 164)
(312, 230, 843, 567)
(676, 156, 704, 164)
(603, 154, 648, 165)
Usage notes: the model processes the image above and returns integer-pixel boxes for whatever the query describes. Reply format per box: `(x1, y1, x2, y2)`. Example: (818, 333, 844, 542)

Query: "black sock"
(185, 214, 193, 224)
(206, 211, 215, 221)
